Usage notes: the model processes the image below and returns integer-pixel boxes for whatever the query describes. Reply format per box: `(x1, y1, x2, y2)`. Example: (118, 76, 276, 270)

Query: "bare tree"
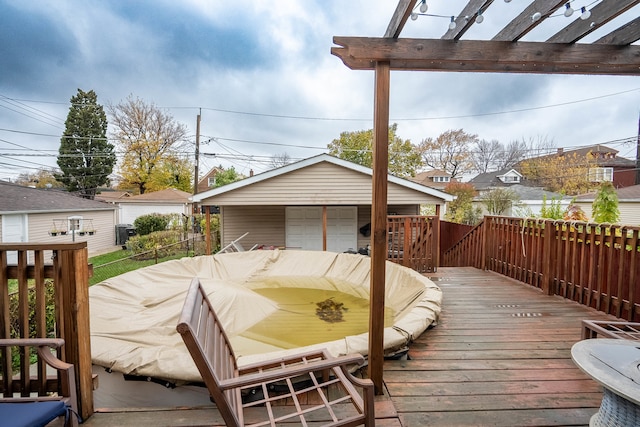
(270, 153, 292, 169)
(496, 139, 528, 170)
(520, 135, 556, 160)
(472, 139, 529, 174)
(418, 129, 477, 179)
(472, 139, 502, 173)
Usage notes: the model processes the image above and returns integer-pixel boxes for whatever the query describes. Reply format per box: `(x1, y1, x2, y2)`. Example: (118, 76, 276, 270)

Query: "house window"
(588, 167, 613, 182)
(500, 175, 520, 183)
(433, 176, 450, 183)
(208, 177, 216, 187)
(68, 216, 83, 233)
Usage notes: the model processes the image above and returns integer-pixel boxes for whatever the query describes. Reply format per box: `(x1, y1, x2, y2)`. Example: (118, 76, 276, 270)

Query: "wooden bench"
(177, 277, 375, 427)
(581, 320, 640, 341)
(0, 338, 78, 427)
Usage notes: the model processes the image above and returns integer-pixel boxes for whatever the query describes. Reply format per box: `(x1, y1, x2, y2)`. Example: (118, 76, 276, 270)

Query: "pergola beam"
(332, 37, 640, 75)
(595, 17, 640, 45)
(384, 0, 417, 38)
(547, 0, 640, 43)
(442, 0, 495, 40)
(493, 0, 565, 41)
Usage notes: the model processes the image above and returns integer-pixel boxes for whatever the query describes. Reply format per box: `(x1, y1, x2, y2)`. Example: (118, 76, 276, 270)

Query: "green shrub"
(127, 230, 182, 259)
(9, 281, 56, 371)
(133, 214, 171, 236)
(539, 195, 565, 220)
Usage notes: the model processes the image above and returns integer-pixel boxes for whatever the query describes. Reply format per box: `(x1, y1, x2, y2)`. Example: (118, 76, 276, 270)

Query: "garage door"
(2, 214, 27, 264)
(285, 207, 357, 253)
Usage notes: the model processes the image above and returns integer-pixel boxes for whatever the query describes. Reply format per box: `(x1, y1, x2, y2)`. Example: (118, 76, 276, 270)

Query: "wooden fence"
(387, 216, 439, 273)
(0, 242, 93, 420)
(442, 216, 640, 321)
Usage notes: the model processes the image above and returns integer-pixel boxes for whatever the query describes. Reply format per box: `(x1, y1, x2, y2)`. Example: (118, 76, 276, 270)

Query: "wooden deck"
(383, 267, 615, 426)
(82, 267, 615, 426)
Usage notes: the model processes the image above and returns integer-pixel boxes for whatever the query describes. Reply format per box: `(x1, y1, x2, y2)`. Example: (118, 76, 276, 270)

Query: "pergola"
(332, 0, 640, 393)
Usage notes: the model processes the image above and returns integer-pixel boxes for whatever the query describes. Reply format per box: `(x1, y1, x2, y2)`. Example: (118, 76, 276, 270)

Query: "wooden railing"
(443, 216, 640, 322)
(0, 242, 93, 421)
(387, 216, 439, 273)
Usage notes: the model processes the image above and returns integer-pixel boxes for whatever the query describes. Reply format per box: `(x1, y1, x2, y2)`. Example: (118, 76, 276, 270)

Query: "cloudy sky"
(1, 0, 639, 183)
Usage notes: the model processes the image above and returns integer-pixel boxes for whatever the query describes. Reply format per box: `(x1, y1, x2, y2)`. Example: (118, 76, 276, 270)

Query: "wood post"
(433, 215, 440, 271)
(56, 246, 93, 420)
(368, 60, 390, 394)
(322, 206, 327, 251)
(541, 220, 555, 295)
(481, 216, 488, 271)
(205, 206, 211, 255)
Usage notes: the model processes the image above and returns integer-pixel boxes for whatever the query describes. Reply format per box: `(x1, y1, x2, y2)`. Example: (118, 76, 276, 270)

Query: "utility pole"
(193, 110, 201, 213)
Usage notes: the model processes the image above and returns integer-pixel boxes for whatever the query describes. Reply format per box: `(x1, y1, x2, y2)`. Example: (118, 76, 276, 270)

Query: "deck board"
(383, 267, 615, 426)
(82, 266, 615, 426)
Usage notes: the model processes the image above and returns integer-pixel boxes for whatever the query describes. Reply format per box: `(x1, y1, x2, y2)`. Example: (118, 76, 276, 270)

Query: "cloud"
(0, 3, 76, 92)
(0, 0, 638, 183)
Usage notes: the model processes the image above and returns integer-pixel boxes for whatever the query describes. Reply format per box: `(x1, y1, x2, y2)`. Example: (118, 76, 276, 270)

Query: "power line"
(0, 95, 64, 125)
(7, 87, 639, 123)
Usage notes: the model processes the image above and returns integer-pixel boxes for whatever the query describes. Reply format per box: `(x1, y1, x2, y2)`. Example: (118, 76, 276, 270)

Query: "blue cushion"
(0, 401, 68, 427)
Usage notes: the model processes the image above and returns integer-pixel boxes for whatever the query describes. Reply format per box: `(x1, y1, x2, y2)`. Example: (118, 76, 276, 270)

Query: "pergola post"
(368, 60, 390, 394)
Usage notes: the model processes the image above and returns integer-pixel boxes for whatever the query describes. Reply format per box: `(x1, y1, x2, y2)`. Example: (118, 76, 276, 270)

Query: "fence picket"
(442, 216, 640, 322)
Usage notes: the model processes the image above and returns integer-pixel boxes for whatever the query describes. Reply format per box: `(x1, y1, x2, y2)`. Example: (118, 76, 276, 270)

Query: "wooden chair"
(581, 319, 640, 341)
(0, 338, 78, 427)
(177, 277, 375, 427)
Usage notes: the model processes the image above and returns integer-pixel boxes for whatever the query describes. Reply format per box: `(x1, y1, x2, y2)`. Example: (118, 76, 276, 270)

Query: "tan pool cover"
(90, 250, 442, 382)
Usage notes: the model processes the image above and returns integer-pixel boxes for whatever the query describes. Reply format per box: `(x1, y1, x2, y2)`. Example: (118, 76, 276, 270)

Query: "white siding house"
(192, 154, 453, 252)
(0, 181, 117, 256)
(116, 188, 193, 225)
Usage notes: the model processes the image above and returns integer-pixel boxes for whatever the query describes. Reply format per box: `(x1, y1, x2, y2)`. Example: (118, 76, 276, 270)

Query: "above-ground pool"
(90, 250, 442, 383)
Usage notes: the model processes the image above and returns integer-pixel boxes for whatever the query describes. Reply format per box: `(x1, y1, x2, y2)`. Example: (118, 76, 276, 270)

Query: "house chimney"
(250, 169, 254, 177)
(557, 148, 564, 156)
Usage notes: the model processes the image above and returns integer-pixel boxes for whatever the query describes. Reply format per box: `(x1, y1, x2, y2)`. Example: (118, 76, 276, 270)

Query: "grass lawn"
(89, 249, 190, 285)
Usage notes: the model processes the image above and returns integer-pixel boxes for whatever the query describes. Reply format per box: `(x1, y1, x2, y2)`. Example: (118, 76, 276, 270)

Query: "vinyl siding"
(221, 204, 420, 253)
(619, 203, 640, 226)
(119, 203, 191, 225)
(201, 162, 444, 206)
(575, 201, 640, 227)
(221, 206, 286, 249)
(25, 210, 116, 255)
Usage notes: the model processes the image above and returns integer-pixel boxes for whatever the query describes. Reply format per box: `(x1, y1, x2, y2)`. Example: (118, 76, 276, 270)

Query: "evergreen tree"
(56, 89, 115, 198)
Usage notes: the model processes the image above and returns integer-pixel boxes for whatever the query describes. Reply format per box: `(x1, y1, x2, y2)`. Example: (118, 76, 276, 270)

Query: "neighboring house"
(0, 181, 117, 257)
(410, 170, 457, 190)
(196, 167, 224, 194)
(116, 188, 193, 225)
(192, 154, 454, 253)
(474, 184, 570, 217)
(469, 170, 570, 217)
(94, 190, 132, 204)
(469, 168, 525, 193)
(519, 145, 636, 188)
(574, 184, 640, 226)
(567, 145, 636, 188)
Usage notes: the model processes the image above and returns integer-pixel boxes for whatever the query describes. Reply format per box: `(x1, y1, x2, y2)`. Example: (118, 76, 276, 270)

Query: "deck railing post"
(433, 215, 440, 271)
(480, 216, 489, 270)
(542, 220, 556, 295)
(403, 217, 411, 268)
(57, 246, 93, 420)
